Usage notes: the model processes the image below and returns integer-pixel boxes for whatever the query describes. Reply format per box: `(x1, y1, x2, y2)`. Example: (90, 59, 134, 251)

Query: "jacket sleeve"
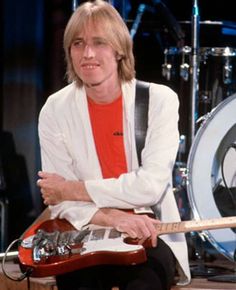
(85, 84, 180, 208)
(38, 96, 99, 230)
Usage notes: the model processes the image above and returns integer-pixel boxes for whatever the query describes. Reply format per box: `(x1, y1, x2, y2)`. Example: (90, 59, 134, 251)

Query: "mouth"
(81, 63, 100, 70)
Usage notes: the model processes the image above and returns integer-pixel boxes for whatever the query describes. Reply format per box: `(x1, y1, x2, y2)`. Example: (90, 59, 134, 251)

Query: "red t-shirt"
(88, 95, 128, 178)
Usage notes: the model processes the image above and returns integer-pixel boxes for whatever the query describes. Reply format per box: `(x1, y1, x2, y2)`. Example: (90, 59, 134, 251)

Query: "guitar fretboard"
(156, 216, 236, 235)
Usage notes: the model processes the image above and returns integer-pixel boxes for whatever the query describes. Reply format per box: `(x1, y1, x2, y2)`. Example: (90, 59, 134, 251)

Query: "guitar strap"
(135, 80, 164, 219)
(135, 80, 150, 166)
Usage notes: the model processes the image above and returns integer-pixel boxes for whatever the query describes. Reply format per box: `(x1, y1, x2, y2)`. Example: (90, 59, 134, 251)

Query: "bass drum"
(187, 93, 236, 262)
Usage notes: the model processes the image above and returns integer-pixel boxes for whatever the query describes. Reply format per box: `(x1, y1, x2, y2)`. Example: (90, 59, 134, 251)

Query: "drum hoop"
(165, 46, 236, 57)
(187, 93, 236, 261)
(210, 47, 236, 57)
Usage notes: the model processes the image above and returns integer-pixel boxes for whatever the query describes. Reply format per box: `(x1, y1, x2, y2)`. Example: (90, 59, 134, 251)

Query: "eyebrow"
(73, 36, 107, 42)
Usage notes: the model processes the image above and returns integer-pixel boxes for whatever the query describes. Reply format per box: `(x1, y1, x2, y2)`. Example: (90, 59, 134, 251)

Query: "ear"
(116, 53, 122, 61)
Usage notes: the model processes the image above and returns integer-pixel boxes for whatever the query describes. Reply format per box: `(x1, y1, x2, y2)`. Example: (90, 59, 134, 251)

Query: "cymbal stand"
(72, 0, 78, 12)
(189, 0, 200, 149)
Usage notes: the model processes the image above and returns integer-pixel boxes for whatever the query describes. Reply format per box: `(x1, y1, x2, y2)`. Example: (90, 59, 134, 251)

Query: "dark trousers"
(56, 238, 176, 290)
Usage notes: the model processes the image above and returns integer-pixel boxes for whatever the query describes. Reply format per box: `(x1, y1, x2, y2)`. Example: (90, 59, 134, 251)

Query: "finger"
(125, 218, 145, 239)
(128, 215, 150, 239)
(116, 225, 123, 232)
(135, 224, 148, 240)
(122, 229, 138, 239)
(38, 171, 45, 178)
(151, 236, 157, 247)
(139, 218, 151, 236)
(146, 220, 159, 247)
(40, 189, 49, 200)
(43, 198, 48, 205)
(38, 171, 52, 179)
(36, 179, 42, 187)
(138, 236, 148, 245)
(116, 224, 138, 239)
(135, 216, 158, 246)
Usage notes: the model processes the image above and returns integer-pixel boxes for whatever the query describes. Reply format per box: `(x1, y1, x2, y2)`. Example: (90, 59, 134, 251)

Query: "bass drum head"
(187, 93, 236, 261)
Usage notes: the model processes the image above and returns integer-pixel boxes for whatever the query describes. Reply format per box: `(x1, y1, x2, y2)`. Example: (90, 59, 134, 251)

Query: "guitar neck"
(157, 216, 236, 235)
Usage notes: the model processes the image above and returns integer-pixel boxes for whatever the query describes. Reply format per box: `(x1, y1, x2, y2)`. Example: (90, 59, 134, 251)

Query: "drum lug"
(180, 47, 191, 81)
(162, 63, 172, 81)
(180, 63, 190, 81)
(162, 48, 173, 81)
(223, 57, 232, 85)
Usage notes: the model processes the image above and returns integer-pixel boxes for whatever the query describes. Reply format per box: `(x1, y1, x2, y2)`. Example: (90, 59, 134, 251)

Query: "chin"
(85, 79, 104, 87)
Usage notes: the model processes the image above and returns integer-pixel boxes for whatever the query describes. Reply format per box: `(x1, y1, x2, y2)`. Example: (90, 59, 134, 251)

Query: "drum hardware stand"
(71, 0, 78, 12)
(188, 2, 203, 271)
(189, 0, 200, 149)
(188, 2, 201, 266)
(189, 231, 228, 278)
(130, 3, 146, 40)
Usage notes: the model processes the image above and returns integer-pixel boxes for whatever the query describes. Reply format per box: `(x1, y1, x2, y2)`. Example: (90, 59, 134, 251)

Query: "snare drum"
(186, 93, 236, 261)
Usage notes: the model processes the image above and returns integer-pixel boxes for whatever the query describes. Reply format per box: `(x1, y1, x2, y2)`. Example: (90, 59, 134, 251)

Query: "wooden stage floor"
(1, 256, 235, 290)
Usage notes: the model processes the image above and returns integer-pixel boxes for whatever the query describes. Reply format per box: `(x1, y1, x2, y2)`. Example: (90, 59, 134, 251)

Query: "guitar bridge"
(21, 228, 90, 263)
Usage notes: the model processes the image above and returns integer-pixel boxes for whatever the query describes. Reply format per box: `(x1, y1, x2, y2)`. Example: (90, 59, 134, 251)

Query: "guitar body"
(18, 219, 147, 277)
(18, 215, 236, 278)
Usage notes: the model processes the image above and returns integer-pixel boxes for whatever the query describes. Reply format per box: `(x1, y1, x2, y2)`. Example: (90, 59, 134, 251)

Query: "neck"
(85, 80, 122, 104)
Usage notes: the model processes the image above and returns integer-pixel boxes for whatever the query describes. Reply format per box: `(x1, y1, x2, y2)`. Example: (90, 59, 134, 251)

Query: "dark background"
(1, 0, 236, 250)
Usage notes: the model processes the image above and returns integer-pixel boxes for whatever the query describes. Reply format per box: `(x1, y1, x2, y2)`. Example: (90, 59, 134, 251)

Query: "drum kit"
(161, 0, 236, 278)
(127, 0, 236, 277)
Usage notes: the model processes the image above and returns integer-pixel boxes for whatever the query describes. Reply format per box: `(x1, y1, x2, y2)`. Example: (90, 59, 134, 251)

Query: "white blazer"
(38, 79, 191, 284)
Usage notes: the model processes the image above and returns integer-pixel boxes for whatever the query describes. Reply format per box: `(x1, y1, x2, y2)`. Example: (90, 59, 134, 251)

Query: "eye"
(72, 39, 84, 47)
(93, 38, 108, 47)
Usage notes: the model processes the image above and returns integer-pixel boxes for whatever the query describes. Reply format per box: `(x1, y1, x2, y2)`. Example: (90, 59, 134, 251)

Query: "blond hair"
(63, 0, 135, 87)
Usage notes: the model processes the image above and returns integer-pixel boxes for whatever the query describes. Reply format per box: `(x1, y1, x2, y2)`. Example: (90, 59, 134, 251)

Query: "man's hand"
(37, 171, 91, 205)
(91, 208, 160, 247)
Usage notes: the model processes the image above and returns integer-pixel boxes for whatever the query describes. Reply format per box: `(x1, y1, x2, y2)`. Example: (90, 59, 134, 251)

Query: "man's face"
(70, 23, 119, 87)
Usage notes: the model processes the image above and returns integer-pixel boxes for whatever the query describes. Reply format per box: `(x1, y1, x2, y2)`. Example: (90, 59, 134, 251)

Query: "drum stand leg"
(208, 271, 236, 283)
(207, 247, 236, 283)
(190, 231, 233, 278)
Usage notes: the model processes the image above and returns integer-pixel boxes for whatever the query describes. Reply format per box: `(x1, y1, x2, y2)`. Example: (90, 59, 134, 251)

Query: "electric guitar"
(18, 216, 236, 277)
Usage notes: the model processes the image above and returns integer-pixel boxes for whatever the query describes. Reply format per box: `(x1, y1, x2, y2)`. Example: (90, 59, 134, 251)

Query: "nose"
(83, 44, 95, 58)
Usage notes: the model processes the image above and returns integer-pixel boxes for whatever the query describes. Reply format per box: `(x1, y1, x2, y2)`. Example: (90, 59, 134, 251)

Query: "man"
(37, 1, 190, 289)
